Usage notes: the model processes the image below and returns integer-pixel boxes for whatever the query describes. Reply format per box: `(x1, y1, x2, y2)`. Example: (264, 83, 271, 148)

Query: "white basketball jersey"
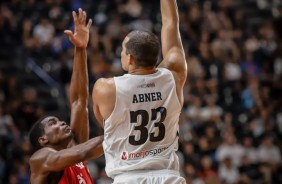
(103, 68, 182, 179)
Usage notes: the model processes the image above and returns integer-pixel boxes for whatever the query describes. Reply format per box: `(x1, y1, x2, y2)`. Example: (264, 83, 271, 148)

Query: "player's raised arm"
(64, 8, 92, 143)
(158, 0, 187, 105)
(160, 0, 183, 55)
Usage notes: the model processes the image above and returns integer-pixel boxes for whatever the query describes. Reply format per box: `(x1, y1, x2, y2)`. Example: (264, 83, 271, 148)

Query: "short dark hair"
(29, 116, 47, 151)
(125, 30, 160, 67)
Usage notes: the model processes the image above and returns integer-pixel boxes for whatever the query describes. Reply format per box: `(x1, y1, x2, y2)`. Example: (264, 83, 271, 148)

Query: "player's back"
(103, 67, 181, 178)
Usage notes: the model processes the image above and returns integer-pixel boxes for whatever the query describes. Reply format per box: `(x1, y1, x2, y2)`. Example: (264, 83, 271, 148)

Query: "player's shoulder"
(95, 77, 115, 85)
(30, 147, 56, 164)
(93, 77, 115, 92)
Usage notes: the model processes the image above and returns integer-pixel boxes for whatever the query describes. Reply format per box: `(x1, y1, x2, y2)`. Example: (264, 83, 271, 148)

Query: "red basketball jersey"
(58, 162, 94, 184)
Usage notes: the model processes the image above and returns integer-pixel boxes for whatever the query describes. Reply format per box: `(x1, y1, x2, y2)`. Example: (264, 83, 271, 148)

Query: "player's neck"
(128, 67, 157, 75)
(50, 138, 73, 151)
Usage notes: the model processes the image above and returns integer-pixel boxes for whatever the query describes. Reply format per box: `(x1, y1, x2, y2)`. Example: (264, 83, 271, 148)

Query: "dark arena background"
(0, 0, 282, 183)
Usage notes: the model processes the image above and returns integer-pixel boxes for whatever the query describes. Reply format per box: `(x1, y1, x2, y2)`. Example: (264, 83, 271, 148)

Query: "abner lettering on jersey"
(132, 92, 162, 103)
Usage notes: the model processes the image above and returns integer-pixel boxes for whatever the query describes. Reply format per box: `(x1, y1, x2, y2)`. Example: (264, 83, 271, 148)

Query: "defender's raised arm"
(64, 8, 92, 143)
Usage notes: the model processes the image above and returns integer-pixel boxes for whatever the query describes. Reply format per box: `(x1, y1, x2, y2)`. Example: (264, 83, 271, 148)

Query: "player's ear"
(38, 135, 49, 146)
(129, 54, 135, 65)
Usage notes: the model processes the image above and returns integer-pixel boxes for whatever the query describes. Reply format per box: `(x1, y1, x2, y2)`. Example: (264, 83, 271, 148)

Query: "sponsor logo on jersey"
(121, 151, 128, 160)
(121, 146, 168, 161)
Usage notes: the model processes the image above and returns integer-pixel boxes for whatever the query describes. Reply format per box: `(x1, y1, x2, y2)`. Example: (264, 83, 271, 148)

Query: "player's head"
(29, 116, 72, 151)
(121, 30, 160, 71)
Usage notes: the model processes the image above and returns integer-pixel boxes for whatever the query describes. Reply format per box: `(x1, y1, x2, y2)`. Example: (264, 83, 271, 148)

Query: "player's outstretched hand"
(64, 8, 92, 48)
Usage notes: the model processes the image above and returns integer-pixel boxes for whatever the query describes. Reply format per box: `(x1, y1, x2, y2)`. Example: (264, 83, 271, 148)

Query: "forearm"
(79, 135, 103, 160)
(69, 48, 79, 103)
(70, 47, 89, 143)
(161, 0, 179, 24)
(76, 47, 89, 104)
(57, 136, 103, 161)
(70, 47, 89, 105)
(87, 135, 104, 160)
(161, 0, 183, 56)
(43, 136, 103, 171)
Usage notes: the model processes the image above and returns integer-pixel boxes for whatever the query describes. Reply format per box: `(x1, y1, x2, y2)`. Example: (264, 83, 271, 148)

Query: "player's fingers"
(64, 30, 74, 40)
(78, 8, 83, 23)
(72, 11, 78, 25)
(82, 11, 86, 25)
(87, 19, 92, 29)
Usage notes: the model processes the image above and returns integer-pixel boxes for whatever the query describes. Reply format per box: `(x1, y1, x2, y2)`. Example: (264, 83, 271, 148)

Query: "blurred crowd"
(0, 0, 282, 183)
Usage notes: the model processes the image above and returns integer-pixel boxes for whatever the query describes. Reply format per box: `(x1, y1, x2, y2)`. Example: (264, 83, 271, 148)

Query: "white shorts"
(113, 169, 186, 184)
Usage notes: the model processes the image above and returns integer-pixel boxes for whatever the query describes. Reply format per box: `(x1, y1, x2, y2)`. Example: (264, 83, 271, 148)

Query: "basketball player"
(29, 9, 103, 184)
(92, 0, 187, 183)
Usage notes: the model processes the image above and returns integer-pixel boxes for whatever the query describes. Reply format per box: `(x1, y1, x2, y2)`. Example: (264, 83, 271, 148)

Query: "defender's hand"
(64, 8, 92, 48)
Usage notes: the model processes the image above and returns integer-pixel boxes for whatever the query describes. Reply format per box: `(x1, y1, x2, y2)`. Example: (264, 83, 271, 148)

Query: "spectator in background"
(178, 112, 194, 143)
(238, 155, 262, 183)
(33, 17, 55, 48)
(198, 155, 219, 184)
(201, 95, 223, 122)
(182, 141, 200, 168)
(198, 136, 214, 158)
(187, 56, 205, 82)
(129, 10, 154, 32)
(216, 133, 244, 167)
(204, 125, 221, 154)
(224, 56, 242, 82)
(119, 0, 143, 19)
(3, 74, 22, 103)
(185, 95, 204, 125)
(241, 135, 258, 164)
(0, 102, 19, 144)
(22, 18, 36, 52)
(257, 135, 281, 184)
(257, 135, 281, 165)
(183, 163, 204, 184)
(18, 87, 38, 133)
(241, 77, 260, 111)
(218, 157, 239, 184)
(241, 51, 260, 77)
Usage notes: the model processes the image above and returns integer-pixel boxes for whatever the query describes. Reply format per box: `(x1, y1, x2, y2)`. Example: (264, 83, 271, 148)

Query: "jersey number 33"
(129, 107, 167, 146)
